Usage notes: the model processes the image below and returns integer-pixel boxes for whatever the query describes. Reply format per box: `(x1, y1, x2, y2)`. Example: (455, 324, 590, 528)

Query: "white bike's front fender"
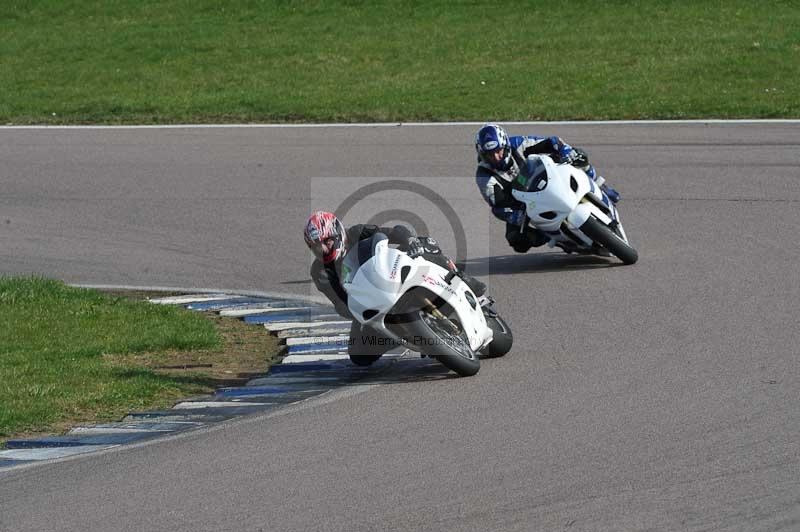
(566, 202, 613, 229)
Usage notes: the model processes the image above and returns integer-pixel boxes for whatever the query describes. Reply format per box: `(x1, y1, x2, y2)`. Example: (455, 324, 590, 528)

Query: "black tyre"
(580, 216, 638, 265)
(403, 309, 481, 377)
(349, 354, 382, 367)
(481, 314, 513, 358)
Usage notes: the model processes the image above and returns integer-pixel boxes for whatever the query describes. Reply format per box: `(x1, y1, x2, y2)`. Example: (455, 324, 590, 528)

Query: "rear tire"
(580, 216, 638, 265)
(481, 314, 513, 358)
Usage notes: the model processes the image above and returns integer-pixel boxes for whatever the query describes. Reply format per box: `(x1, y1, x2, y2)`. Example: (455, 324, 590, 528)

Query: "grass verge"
(1, 0, 798, 123)
(0, 277, 281, 445)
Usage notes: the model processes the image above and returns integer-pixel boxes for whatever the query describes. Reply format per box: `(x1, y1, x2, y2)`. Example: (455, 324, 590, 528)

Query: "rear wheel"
(481, 314, 513, 358)
(580, 216, 638, 265)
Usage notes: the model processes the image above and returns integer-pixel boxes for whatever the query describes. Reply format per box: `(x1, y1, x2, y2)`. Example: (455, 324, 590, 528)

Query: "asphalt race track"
(1, 123, 798, 531)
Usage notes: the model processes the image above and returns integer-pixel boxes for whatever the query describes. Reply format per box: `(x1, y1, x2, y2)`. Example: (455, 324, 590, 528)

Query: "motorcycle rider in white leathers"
(303, 211, 486, 366)
(474, 123, 621, 253)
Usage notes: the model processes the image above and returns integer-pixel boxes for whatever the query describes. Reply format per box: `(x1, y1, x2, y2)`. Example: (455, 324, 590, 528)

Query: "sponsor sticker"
(421, 274, 457, 295)
(389, 256, 401, 279)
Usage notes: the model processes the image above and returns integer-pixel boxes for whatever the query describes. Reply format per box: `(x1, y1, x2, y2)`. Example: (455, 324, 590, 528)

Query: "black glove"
(406, 237, 424, 258)
(570, 147, 589, 167)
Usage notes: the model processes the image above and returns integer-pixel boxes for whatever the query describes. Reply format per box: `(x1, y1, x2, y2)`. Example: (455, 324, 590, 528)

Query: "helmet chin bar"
(323, 243, 343, 264)
(498, 148, 512, 170)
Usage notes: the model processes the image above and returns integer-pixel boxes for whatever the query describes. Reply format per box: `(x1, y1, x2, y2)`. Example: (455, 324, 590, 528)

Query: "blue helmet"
(475, 123, 512, 171)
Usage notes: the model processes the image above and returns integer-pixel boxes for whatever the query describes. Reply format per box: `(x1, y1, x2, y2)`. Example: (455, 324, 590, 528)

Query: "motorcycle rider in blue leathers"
(474, 123, 621, 253)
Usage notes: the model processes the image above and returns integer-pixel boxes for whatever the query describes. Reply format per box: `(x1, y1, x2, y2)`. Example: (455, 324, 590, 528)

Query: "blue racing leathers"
(475, 135, 610, 253)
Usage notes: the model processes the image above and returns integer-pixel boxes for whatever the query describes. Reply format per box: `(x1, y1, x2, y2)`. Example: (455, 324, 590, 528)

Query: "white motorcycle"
(511, 154, 638, 264)
(341, 233, 513, 377)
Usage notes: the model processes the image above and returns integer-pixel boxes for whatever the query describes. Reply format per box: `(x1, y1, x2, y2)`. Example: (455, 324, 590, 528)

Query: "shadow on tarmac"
(460, 252, 624, 276)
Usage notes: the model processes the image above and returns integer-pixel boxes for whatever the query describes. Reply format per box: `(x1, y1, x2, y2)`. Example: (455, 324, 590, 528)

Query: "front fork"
(421, 297, 460, 334)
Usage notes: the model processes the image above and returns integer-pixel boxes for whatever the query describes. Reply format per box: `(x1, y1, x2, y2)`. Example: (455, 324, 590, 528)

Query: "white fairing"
(343, 242, 413, 319)
(511, 154, 630, 249)
(342, 239, 492, 353)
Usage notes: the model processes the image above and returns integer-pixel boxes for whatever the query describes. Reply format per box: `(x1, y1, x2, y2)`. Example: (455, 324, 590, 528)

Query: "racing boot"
(593, 174, 621, 204)
(600, 183, 621, 204)
(461, 274, 487, 297)
(477, 294, 498, 316)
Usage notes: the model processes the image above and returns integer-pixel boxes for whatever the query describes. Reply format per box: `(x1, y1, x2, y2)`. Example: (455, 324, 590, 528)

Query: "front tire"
(579, 216, 638, 265)
(403, 309, 481, 377)
(349, 354, 382, 367)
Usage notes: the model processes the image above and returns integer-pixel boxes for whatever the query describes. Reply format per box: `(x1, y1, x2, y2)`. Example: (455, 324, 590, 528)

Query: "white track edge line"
(3, 119, 800, 129)
(73, 283, 331, 306)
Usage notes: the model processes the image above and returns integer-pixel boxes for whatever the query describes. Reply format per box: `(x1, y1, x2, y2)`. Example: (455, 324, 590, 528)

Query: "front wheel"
(349, 354, 382, 367)
(403, 309, 481, 377)
(579, 216, 638, 265)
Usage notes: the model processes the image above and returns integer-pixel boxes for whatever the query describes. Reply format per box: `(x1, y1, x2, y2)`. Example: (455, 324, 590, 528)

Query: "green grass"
(0, 277, 221, 440)
(1, 0, 798, 124)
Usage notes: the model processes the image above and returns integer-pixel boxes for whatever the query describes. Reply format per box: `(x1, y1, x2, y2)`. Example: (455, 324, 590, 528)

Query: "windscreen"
(342, 232, 388, 276)
(516, 156, 549, 192)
